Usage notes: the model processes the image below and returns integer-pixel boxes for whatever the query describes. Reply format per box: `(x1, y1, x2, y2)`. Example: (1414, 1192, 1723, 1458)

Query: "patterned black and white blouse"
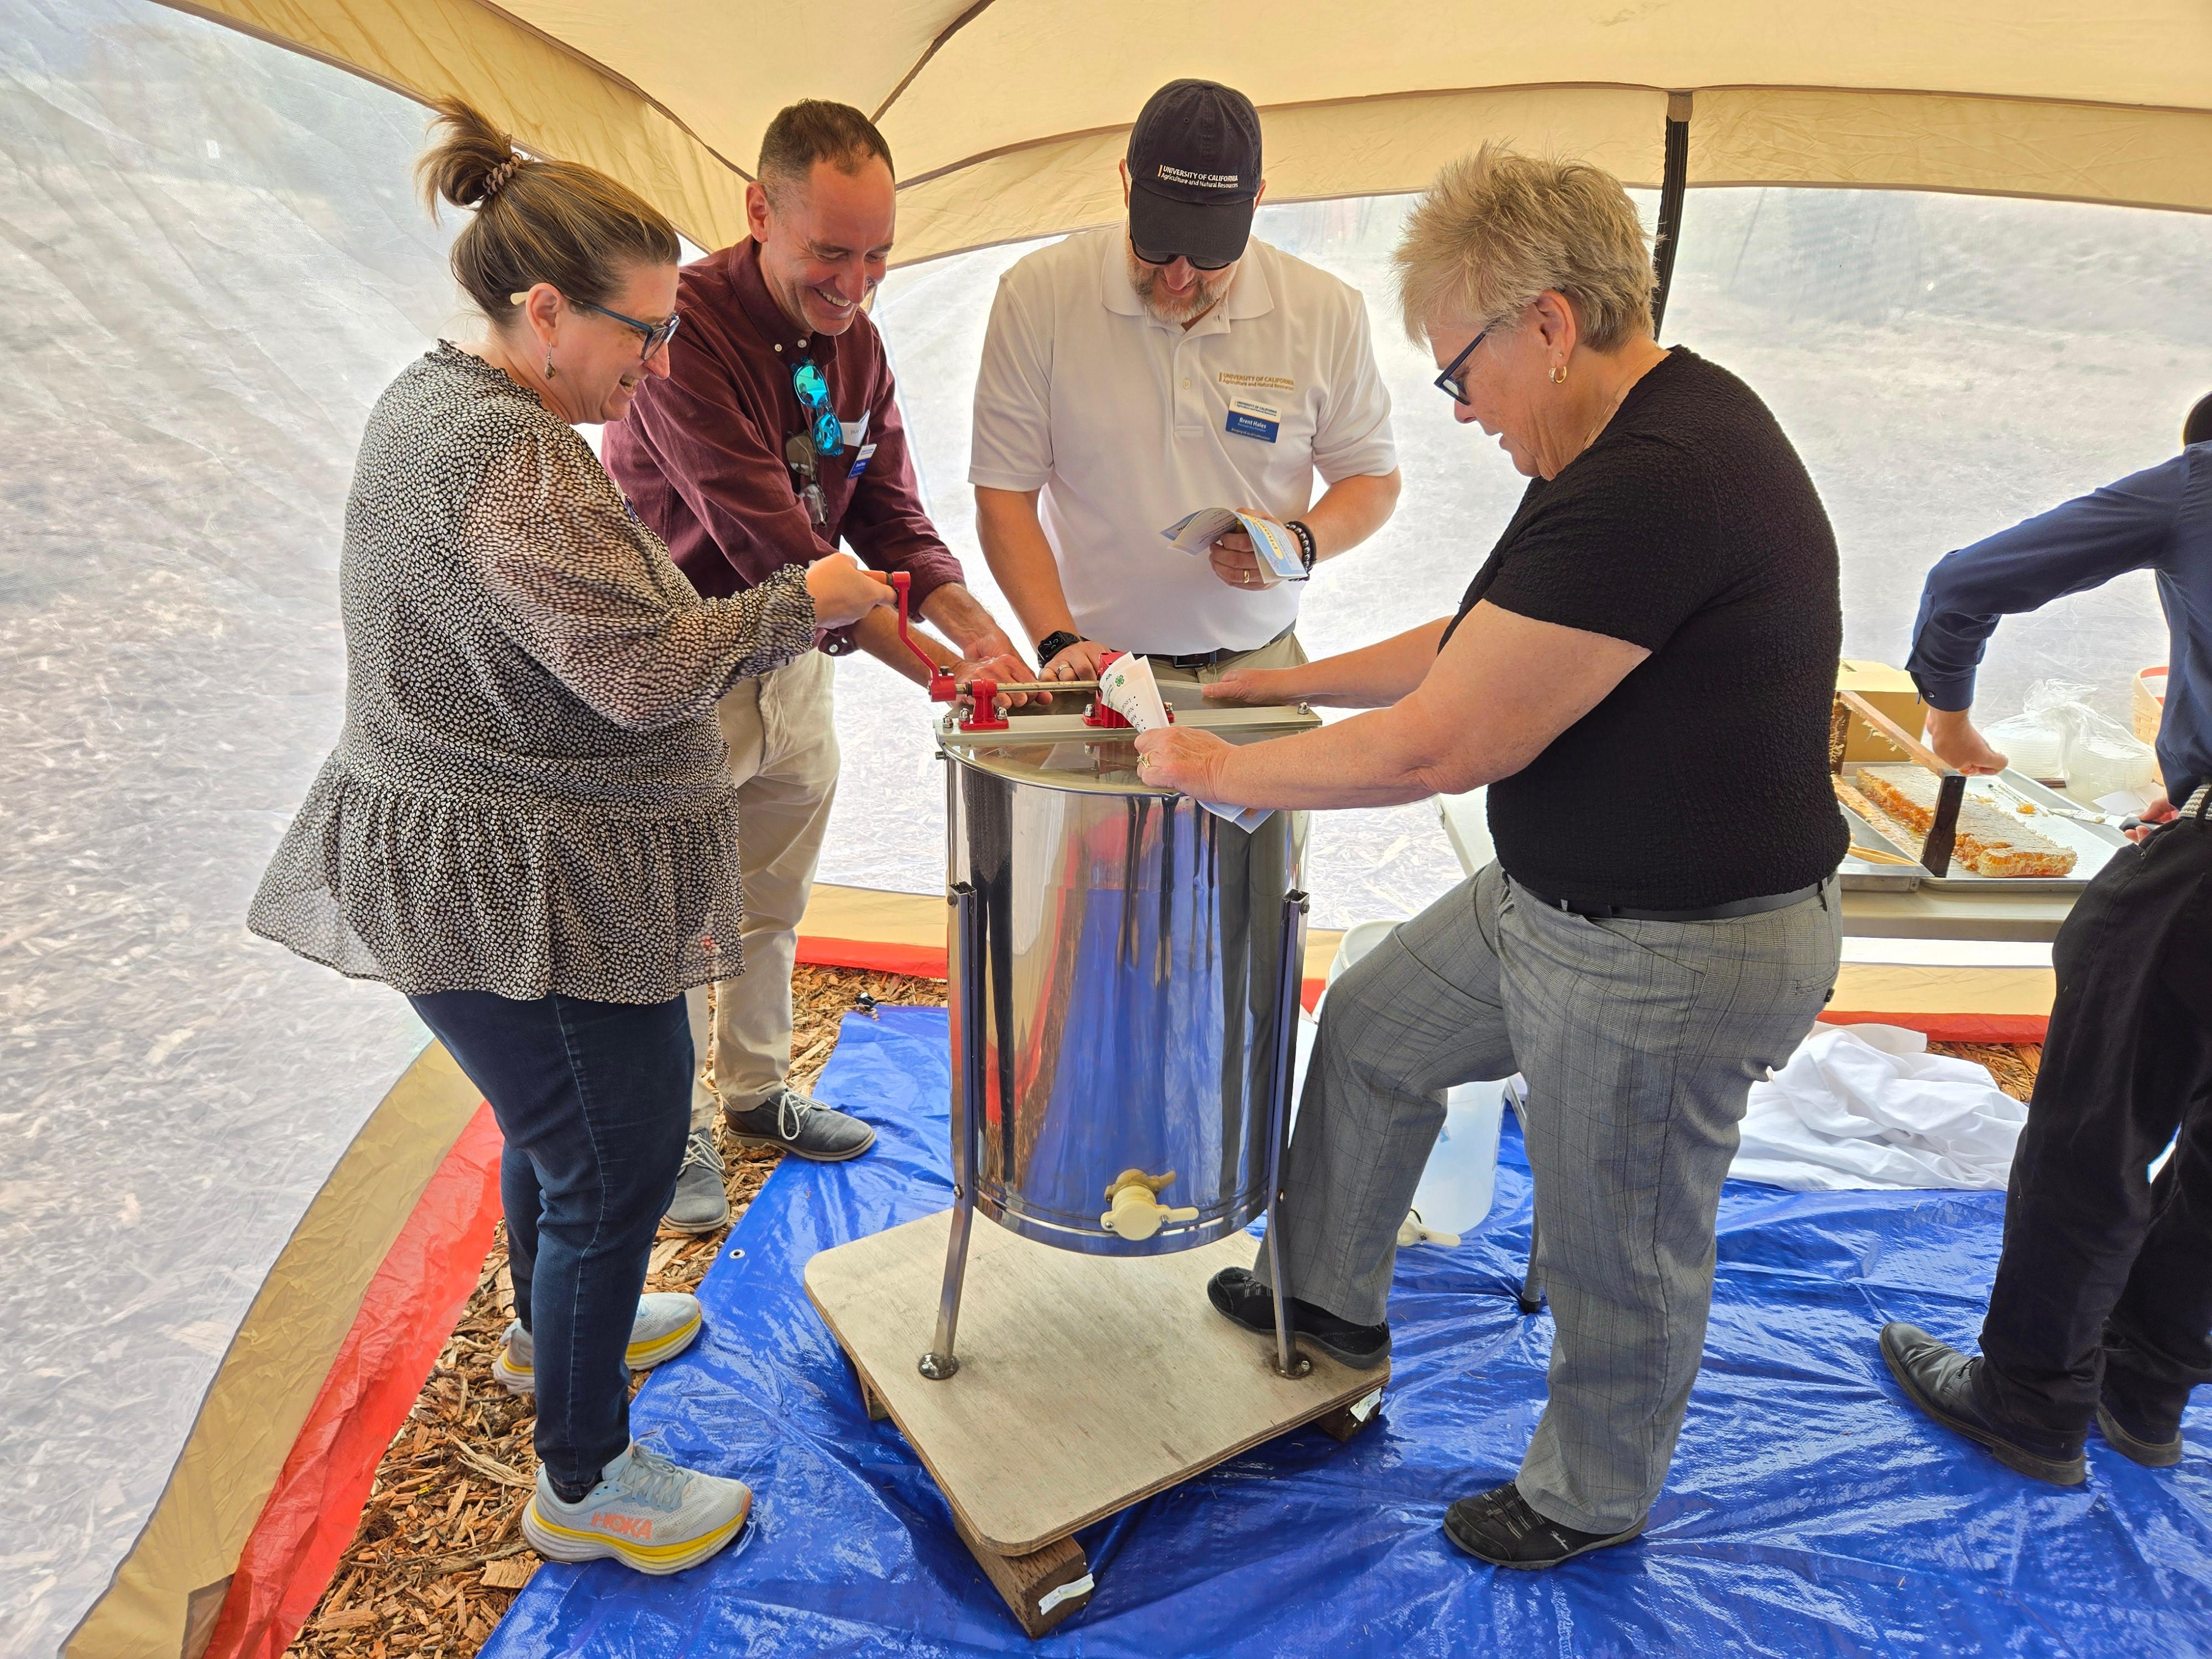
(250, 343, 816, 1003)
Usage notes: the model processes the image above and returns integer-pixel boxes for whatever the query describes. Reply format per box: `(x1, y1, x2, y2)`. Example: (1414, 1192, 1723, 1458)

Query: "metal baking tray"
(1835, 823, 1923, 892)
(1838, 764, 2128, 893)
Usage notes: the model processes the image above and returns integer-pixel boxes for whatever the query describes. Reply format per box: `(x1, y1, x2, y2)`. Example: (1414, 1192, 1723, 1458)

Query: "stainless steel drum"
(919, 692, 1320, 1380)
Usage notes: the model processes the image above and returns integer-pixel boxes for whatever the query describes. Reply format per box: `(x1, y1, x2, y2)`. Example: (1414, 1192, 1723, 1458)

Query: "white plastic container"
(1284, 920, 1510, 1237)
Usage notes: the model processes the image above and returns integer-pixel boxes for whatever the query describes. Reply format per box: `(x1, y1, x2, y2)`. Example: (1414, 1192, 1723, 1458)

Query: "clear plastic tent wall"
(3, 0, 2209, 1651)
(1, 3, 456, 1648)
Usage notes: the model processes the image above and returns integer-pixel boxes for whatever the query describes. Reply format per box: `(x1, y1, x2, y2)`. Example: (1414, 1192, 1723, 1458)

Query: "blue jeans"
(410, 988, 692, 1490)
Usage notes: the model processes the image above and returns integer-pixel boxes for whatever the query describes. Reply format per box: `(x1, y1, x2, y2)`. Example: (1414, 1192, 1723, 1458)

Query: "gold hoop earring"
(1550, 364, 1567, 385)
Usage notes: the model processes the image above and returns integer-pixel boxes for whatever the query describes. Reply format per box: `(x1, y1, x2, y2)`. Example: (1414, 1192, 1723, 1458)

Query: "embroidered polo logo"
(593, 1511, 655, 1540)
(1218, 372, 1295, 392)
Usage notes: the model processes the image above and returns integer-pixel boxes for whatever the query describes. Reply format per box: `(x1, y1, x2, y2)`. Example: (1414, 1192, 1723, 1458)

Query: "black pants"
(1976, 802, 2212, 1441)
(410, 989, 692, 1489)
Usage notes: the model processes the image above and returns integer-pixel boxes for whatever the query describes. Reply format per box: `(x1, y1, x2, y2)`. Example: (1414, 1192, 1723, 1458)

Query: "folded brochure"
(1160, 507, 1306, 583)
(1096, 653, 1274, 832)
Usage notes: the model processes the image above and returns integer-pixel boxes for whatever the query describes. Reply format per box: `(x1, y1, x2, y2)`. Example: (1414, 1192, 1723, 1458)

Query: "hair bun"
(417, 96, 524, 212)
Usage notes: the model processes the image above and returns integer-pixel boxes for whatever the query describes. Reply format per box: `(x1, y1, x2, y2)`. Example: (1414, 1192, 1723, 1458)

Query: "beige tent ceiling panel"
(154, 0, 2212, 259)
(1694, 88, 2212, 214)
(875, 1, 2211, 176)
(495, 0, 939, 160)
(889, 87, 1672, 265)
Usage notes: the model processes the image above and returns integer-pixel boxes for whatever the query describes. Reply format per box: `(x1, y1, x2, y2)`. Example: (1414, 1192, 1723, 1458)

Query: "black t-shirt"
(1443, 348, 1847, 909)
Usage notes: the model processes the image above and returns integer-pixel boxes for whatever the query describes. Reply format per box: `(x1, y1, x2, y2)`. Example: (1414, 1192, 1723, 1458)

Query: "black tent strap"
(1652, 91, 1693, 338)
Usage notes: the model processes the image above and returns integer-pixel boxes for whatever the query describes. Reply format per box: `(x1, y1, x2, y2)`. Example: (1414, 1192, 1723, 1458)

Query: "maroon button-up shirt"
(602, 238, 964, 654)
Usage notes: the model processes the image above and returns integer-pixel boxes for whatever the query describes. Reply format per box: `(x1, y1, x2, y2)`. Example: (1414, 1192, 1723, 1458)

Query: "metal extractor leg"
(921, 878, 984, 1380)
(1262, 889, 1313, 1379)
(1507, 1082, 1544, 1315)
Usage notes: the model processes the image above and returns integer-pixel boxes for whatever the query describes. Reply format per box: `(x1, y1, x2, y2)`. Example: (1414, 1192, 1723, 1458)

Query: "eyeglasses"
(791, 359, 844, 457)
(573, 299, 682, 360)
(1433, 328, 1489, 405)
(1130, 240, 1238, 273)
(505, 290, 682, 360)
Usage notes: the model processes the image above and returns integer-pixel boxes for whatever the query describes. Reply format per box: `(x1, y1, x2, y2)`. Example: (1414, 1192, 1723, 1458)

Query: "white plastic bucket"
(1285, 920, 1510, 1237)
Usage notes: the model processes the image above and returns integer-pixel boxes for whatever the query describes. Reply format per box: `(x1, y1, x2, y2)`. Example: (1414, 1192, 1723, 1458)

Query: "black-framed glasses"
(1433, 328, 1489, 405)
(574, 298, 682, 360)
(1131, 239, 1239, 273)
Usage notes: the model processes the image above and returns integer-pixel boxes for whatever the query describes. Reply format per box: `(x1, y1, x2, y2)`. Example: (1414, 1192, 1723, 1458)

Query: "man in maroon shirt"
(604, 101, 1030, 1228)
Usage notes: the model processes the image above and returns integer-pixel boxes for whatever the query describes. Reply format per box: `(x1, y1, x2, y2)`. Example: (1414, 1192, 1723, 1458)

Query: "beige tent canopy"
(164, 0, 2212, 274)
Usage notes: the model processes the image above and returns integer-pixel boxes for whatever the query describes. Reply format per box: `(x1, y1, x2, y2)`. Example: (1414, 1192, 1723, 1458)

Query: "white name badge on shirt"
(839, 410, 871, 451)
(1224, 394, 1281, 442)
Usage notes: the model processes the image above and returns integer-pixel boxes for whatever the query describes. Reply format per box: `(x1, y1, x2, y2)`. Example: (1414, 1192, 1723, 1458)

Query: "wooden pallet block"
(806, 1209, 1385, 1632)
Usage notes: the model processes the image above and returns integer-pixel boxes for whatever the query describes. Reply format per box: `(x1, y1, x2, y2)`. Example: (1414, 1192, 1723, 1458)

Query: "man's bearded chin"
(1126, 250, 1235, 322)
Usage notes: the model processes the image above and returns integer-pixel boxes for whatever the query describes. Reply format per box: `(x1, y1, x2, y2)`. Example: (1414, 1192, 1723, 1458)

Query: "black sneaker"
(1878, 1322, 2086, 1485)
(723, 1086, 876, 1162)
(1443, 1483, 1646, 1568)
(1205, 1267, 1390, 1371)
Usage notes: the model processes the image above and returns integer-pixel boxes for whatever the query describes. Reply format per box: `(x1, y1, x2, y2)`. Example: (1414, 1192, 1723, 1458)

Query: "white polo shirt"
(969, 227, 1396, 655)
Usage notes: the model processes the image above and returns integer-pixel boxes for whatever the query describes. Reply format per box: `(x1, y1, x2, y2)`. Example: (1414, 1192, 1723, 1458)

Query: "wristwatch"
(1036, 630, 1086, 664)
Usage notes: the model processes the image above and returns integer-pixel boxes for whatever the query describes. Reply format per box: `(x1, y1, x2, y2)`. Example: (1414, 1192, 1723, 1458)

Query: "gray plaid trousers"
(1260, 861, 1840, 1531)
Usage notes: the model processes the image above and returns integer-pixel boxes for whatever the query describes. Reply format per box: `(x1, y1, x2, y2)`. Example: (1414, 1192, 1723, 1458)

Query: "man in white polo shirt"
(971, 79, 1400, 688)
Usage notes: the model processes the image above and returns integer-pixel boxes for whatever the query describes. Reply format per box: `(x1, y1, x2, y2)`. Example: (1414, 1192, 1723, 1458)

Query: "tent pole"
(1652, 92, 1693, 338)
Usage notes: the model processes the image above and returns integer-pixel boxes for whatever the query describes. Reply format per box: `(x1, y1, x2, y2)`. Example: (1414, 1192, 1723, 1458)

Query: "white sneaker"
(493, 1292, 703, 1395)
(523, 1441, 751, 1574)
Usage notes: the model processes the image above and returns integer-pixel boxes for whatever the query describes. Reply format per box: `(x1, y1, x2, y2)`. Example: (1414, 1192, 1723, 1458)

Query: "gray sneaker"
(662, 1129, 730, 1233)
(724, 1085, 875, 1162)
(493, 1292, 704, 1395)
(523, 1441, 751, 1575)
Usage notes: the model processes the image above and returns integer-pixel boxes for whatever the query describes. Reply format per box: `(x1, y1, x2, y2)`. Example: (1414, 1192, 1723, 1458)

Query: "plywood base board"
(805, 1209, 1386, 1559)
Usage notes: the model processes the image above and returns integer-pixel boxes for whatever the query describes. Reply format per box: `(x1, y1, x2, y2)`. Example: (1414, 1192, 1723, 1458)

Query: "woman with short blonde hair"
(249, 100, 889, 1575)
(1139, 145, 1847, 1569)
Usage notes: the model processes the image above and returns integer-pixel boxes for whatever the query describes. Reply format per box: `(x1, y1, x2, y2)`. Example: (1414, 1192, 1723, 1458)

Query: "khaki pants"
(1145, 629, 1309, 690)
(687, 648, 839, 1130)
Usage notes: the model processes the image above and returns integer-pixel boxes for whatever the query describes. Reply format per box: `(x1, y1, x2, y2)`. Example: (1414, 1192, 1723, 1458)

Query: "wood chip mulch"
(1931, 1040, 2042, 1102)
(282, 963, 944, 1659)
(280, 972, 2036, 1655)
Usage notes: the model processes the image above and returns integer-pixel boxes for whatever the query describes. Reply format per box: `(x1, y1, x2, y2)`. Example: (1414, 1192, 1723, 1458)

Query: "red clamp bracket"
(1084, 651, 1129, 729)
(962, 677, 1009, 733)
(1083, 651, 1171, 729)
(888, 571, 957, 703)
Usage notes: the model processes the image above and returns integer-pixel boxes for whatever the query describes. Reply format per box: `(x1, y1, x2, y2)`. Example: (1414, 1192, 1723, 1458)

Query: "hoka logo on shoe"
(592, 1511, 654, 1540)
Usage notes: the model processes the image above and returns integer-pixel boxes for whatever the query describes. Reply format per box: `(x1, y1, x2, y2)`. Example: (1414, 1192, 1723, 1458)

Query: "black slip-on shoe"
(1879, 1322, 2086, 1486)
(2095, 1399, 2185, 1469)
(1443, 1483, 1646, 1569)
(1206, 1267, 1390, 1371)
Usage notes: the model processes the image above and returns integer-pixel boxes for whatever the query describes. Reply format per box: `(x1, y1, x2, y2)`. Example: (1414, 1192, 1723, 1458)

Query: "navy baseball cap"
(1126, 80, 1262, 269)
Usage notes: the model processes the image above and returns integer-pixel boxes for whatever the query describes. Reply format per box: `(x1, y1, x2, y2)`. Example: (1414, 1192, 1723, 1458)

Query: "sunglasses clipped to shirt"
(509, 290, 682, 360)
(784, 358, 847, 529)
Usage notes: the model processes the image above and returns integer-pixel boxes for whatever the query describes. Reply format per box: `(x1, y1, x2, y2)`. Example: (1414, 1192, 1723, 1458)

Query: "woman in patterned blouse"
(249, 100, 890, 1574)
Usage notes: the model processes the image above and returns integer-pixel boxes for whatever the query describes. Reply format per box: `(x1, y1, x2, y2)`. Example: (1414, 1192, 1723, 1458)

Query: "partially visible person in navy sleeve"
(1880, 399, 2212, 1487)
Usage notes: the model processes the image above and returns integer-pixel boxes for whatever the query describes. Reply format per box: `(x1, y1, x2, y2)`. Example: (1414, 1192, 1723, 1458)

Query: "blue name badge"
(1224, 394, 1281, 442)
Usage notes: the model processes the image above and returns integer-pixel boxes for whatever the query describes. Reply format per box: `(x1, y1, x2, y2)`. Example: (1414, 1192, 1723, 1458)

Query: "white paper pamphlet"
(1160, 507, 1306, 584)
(1098, 653, 1273, 832)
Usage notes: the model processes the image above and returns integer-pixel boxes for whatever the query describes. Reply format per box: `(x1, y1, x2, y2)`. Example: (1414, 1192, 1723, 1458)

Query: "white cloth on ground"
(1730, 1023, 2027, 1192)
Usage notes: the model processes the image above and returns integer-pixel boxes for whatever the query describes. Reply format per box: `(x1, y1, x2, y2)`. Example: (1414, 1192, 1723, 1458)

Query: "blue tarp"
(483, 1006, 2212, 1657)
